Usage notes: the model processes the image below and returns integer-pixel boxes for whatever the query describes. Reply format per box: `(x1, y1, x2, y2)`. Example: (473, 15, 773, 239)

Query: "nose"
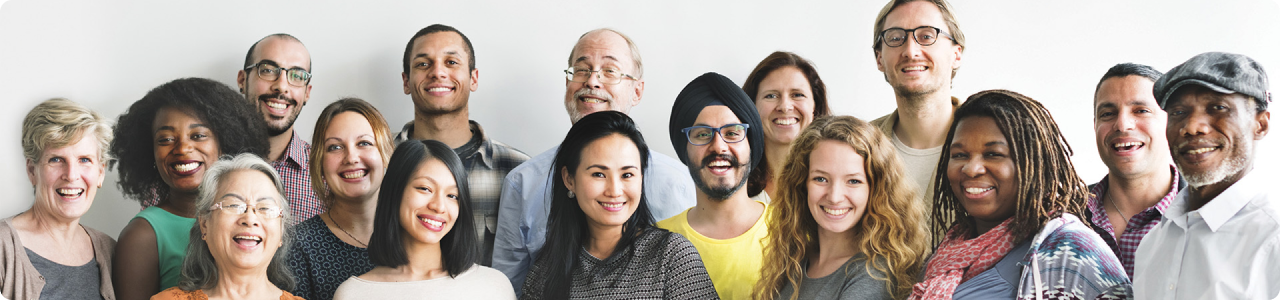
(776, 96, 795, 113)
(960, 157, 986, 178)
(62, 160, 81, 182)
(1177, 109, 1212, 137)
(343, 147, 358, 165)
(603, 176, 623, 199)
(706, 131, 731, 154)
(901, 36, 925, 59)
(173, 136, 195, 155)
(584, 71, 604, 90)
(430, 62, 449, 80)
(1116, 111, 1136, 132)
(240, 208, 263, 227)
(426, 192, 443, 212)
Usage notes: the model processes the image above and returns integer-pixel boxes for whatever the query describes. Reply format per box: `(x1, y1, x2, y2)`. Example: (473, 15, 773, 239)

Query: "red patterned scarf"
(908, 218, 1015, 300)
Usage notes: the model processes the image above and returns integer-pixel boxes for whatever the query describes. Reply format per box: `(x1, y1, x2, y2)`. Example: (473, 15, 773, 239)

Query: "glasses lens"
(883, 28, 908, 47)
(721, 125, 747, 142)
(255, 206, 283, 218)
(600, 69, 622, 84)
(286, 69, 309, 86)
(914, 27, 940, 46)
(218, 203, 248, 214)
(256, 66, 279, 81)
(687, 127, 713, 145)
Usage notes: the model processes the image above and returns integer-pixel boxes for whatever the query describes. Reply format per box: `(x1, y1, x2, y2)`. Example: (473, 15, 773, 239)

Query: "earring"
(568, 190, 575, 198)
(201, 233, 206, 240)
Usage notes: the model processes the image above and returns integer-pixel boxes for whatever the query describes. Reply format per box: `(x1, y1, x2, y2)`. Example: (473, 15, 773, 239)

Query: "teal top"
(135, 206, 195, 291)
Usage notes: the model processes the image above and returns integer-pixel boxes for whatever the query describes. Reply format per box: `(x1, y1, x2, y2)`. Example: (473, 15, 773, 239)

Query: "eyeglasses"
(878, 26, 955, 48)
(681, 124, 750, 146)
(245, 62, 312, 87)
(564, 68, 638, 85)
(210, 201, 284, 219)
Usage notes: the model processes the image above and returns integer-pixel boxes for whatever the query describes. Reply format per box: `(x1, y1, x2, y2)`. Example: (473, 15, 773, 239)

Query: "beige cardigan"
(0, 216, 116, 300)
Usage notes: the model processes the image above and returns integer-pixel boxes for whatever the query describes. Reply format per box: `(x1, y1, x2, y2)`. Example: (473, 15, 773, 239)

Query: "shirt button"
(1169, 284, 1176, 290)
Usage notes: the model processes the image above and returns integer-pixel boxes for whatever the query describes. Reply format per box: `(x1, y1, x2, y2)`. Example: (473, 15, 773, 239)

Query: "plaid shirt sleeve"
(271, 133, 323, 225)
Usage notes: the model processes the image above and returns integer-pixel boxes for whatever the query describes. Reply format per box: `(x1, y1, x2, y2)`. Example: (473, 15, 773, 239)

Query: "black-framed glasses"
(564, 68, 638, 85)
(681, 124, 750, 146)
(210, 201, 284, 219)
(245, 62, 312, 87)
(878, 26, 954, 48)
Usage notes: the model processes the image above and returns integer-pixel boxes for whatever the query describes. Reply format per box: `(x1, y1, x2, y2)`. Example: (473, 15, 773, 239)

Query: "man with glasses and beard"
(657, 72, 769, 300)
(1134, 52, 1277, 300)
(235, 33, 321, 224)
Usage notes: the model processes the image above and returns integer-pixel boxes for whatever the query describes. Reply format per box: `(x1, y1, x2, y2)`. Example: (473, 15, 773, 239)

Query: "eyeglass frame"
(209, 200, 285, 219)
(244, 61, 312, 87)
(876, 26, 955, 48)
(564, 68, 639, 85)
(680, 123, 751, 146)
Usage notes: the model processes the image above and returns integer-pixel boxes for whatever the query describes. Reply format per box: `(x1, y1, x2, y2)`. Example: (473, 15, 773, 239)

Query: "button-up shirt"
(395, 120, 530, 266)
(1084, 165, 1182, 278)
(491, 145, 696, 292)
(1133, 170, 1280, 300)
(272, 132, 322, 226)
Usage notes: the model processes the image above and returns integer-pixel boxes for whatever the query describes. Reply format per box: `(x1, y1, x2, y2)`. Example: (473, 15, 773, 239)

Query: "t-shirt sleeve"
(662, 232, 720, 299)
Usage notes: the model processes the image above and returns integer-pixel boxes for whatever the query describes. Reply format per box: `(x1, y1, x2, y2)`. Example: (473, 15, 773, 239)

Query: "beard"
(689, 153, 752, 201)
(566, 87, 631, 123)
(1181, 138, 1251, 188)
(256, 92, 301, 137)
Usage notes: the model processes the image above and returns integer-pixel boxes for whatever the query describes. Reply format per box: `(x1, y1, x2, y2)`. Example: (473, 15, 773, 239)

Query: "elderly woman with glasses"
(1, 99, 116, 300)
(151, 153, 301, 300)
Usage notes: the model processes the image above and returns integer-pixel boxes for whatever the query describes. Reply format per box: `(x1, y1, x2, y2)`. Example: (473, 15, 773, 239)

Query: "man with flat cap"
(657, 72, 769, 299)
(1133, 52, 1276, 300)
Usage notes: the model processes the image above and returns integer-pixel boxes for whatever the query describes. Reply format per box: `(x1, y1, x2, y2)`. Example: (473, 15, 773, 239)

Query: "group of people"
(1, 0, 1275, 300)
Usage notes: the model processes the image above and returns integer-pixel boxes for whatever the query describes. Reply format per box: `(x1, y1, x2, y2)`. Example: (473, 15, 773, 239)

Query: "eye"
(191, 133, 209, 140)
(1136, 108, 1152, 114)
(591, 172, 606, 178)
(447, 60, 459, 65)
(1170, 109, 1187, 116)
(415, 62, 429, 68)
(812, 176, 828, 183)
(1097, 111, 1116, 118)
(950, 152, 969, 159)
(984, 151, 1005, 158)
(762, 93, 777, 99)
(1211, 105, 1229, 111)
(416, 186, 432, 193)
(78, 157, 92, 163)
(791, 92, 806, 98)
(357, 141, 374, 147)
(326, 144, 343, 152)
(48, 157, 65, 163)
(622, 172, 634, 179)
(847, 179, 863, 185)
(447, 193, 459, 200)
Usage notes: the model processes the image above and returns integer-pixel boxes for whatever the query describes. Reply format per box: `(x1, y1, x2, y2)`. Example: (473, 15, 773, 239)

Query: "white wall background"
(2, 0, 1277, 238)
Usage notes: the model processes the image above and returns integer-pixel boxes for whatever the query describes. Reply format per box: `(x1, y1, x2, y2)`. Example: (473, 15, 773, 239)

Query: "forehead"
(581, 134, 641, 165)
(693, 105, 742, 126)
(953, 116, 1007, 144)
(43, 132, 101, 158)
(570, 31, 632, 67)
(412, 158, 457, 186)
(884, 1, 947, 29)
(218, 169, 280, 200)
(412, 32, 469, 60)
(1169, 85, 1253, 108)
(1095, 75, 1158, 107)
(760, 66, 811, 89)
(152, 106, 203, 130)
(251, 37, 311, 70)
(325, 111, 373, 136)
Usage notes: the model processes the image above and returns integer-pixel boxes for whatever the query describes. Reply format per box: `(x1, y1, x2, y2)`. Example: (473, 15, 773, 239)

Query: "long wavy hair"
(755, 115, 929, 300)
(929, 89, 1088, 244)
(743, 51, 832, 198)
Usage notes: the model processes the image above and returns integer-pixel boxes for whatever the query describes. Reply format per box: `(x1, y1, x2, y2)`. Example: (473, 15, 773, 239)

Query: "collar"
(395, 120, 495, 168)
(277, 132, 310, 167)
(1087, 164, 1181, 223)
(876, 96, 961, 138)
(1166, 169, 1265, 232)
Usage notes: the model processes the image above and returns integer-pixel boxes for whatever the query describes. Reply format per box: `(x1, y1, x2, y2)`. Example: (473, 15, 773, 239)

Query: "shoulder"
(462, 265, 513, 283)
(280, 290, 306, 300)
(868, 111, 896, 135)
(0, 217, 14, 237)
(118, 216, 158, 244)
(504, 148, 556, 182)
(485, 138, 531, 162)
(655, 210, 690, 232)
(83, 225, 117, 249)
(1035, 214, 1109, 251)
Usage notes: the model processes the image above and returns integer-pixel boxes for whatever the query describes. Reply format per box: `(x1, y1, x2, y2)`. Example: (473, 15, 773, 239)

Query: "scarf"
(908, 218, 1016, 300)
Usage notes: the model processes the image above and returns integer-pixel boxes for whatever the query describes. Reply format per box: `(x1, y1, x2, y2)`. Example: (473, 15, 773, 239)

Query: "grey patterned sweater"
(520, 227, 719, 299)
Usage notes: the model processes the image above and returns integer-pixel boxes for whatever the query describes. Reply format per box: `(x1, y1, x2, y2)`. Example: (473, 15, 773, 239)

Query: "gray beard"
(691, 163, 751, 201)
(1183, 151, 1249, 188)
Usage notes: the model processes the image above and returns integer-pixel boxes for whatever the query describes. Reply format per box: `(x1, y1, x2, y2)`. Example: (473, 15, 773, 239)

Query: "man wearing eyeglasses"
(235, 33, 321, 225)
(491, 29, 696, 293)
(656, 72, 768, 299)
(393, 24, 530, 267)
(869, 0, 965, 212)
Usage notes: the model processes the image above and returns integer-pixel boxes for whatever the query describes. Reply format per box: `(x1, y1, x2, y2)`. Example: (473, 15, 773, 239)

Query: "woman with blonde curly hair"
(754, 115, 930, 300)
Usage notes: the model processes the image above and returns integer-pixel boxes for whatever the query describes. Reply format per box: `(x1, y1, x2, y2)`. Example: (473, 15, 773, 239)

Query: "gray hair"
(179, 153, 294, 292)
(21, 98, 113, 164)
(568, 28, 644, 79)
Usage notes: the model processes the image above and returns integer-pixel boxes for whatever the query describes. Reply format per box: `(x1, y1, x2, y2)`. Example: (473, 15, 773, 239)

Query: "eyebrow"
(950, 140, 1008, 148)
(574, 55, 620, 65)
(586, 164, 639, 171)
(155, 123, 209, 134)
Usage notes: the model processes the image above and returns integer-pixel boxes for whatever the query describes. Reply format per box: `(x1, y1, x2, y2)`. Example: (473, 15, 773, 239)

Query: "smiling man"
(1083, 63, 1184, 278)
(1134, 52, 1276, 300)
(868, 0, 966, 211)
(657, 72, 768, 299)
(392, 24, 529, 267)
(236, 33, 320, 225)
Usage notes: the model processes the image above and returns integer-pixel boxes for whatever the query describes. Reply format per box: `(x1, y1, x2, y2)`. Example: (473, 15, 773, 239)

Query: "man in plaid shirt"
(393, 24, 529, 266)
(1084, 63, 1185, 278)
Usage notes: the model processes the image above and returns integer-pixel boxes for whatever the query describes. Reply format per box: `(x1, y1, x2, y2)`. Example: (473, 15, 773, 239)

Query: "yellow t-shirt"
(655, 201, 769, 300)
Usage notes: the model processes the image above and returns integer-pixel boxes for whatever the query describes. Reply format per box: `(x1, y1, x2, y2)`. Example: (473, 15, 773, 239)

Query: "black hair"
(531, 111, 654, 299)
(243, 33, 310, 71)
(109, 77, 269, 203)
(1094, 62, 1163, 94)
(402, 24, 476, 75)
(367, 139, 479, 277)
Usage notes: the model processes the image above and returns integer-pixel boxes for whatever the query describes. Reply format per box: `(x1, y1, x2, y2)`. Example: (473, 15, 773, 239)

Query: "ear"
(402, 72, 411, 95)
(1255, 110, 1270, 139)
(301, 84, 312, 107)
(237, 70, 248, 94)
(199, 218, 209, 240)
(560, 166, 575, 192)
(95, 161, 106, 188)
(468, 68, 480, 92)
(26, 159, 38, 187)
(875, 50, 885, 72)
(951, 44, 964, 70)
(632, 79, 645, 106)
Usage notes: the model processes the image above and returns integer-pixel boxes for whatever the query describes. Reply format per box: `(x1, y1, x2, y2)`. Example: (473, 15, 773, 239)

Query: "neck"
(206, 266, 277, 299)
(813, 228, 858, 264)
(160, 190, 199, 218)
(586, 224, 623, 260)
(328, 194, 379, 241)
(763, 141, 789, 198)
(892, 94, 954, 149)
(971, 217, 1005, 239)
(396, 238, 448, 281)
(413, 110, 472, 148)
(1186, 166, 1252, 211)
(1106, 165, 1175, 215)
(692, 190, 756, 222)
(267, 129, 294, 162)
(18, 209, 80, 241)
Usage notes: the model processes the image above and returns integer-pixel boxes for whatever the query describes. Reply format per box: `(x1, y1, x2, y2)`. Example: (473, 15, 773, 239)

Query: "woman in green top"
(109, 78, 269, 300)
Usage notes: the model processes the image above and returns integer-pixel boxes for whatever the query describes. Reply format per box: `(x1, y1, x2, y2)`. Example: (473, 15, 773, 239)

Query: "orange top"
(150, 286, 305, 300)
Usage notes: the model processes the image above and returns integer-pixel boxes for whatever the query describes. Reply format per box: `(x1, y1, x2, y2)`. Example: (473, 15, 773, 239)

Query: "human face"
(153, 107, 221, 195)
(200, 170, 285, 273)
(1094, 76, 1170, 178)
(563, 31, 644, 124)
(686, 106, 752, 200)
(1165, 86, 1269, 188)
(26, 133, 106, 221)
(755, 66, 816, 146)
(402, 32, 479, 116)
(562, 134, 643, 233)
(398, 159, 460, 246)
(875, 1, 963, 100)
(237, 37, 312, 137)
(806, 140, 870, 236)
(947, 116, 1018, 229)
(322, 112, 385, 201)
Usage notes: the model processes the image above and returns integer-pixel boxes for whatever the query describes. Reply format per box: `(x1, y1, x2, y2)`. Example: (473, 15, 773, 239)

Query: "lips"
(772, 118, 799, 126)
(1112, 141, 1145, 152)
(232, 234, 263, 250)
(704, 156, 736, 175)
(171, 161, 203, 175)
(419, 214, 447, 232)
(425, 85, 455, 96)
(56, 188, 85, 198)
(339, 169, 368, 180)
(599, 201, 626, 212)
(258, 94, 294, 117)
(901, 65, 928, 73)
(821, 206, 850, 217)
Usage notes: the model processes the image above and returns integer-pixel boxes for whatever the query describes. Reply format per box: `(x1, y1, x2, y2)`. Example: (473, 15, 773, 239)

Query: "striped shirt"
(520, 227, 719, 299)
(272, 132, 322, 226)
(1084, 165, 1182, 278)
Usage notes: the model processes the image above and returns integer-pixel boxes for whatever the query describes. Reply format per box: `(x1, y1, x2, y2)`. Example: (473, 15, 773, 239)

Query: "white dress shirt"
(1133, 170, 1280, 300)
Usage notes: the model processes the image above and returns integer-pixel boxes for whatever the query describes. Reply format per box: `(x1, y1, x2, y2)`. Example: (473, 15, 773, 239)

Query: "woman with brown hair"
(742, 51, 833, 202)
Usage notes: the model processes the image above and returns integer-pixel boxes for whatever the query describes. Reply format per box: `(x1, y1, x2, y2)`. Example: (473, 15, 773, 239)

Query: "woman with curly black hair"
(108, 77, 269, 300)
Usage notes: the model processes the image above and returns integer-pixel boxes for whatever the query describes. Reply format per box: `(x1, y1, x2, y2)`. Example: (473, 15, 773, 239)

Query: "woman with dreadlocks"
(908, 90, 1129, 300)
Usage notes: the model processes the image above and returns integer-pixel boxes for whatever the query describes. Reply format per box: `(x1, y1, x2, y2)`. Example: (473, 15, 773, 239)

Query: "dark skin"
(1164, 86, 1269, 211)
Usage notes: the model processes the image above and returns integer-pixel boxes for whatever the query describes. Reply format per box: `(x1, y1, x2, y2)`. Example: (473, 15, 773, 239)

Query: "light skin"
(947, 116, 1019, 236)
(1165, 85, 1269, 211)
(563, 30, 644, 124)
(804, 140, 869, 278)
(561, 134, 643, 259)
(875, 1, 964, 149)
(1093, 75, 1174, 233)
(402, 31, 479, 148)
(236, 36, 312, 162)
(683, 105, 765, 240)
(13, 133, 106, 266)
(198, 170, 287, 300)
(114, 106, 222, 300)
(360, 158, 459, 281)
(320, 112, 385, 248)
(754, 66, 816, 199)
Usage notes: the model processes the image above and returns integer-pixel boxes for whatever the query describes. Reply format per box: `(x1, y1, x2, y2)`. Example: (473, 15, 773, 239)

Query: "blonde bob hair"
(22, 98, 113, 164)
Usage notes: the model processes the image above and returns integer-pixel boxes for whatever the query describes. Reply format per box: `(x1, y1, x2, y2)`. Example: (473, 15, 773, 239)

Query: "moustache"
(573, 87, 613, 103)
(258, 93, 297, 106)
(1174, 138, 1223, 151)
(700, 154, 741, 169)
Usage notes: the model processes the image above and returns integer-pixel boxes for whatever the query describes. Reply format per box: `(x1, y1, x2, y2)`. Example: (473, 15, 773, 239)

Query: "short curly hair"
(110, 77, 270, 204)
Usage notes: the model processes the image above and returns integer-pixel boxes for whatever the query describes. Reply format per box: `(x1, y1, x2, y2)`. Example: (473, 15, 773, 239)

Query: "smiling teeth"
(266, 102, 286, 110)
(1114, 142, 1143, 148)
(57, 188, 84, 196)
(904, 66, 927, 71)
(341, 170, 366, 179)
(174, 162, 199, 172)
(421, 217, 444, 227)
(582, 98, 605, 104)
(601, 202, 624, 209)
(774, 118, 798, 125)
(709, 161, 730, 167)
(1187, 147, 1216, 155)
(965, 187, 993, 194)
(428, 87, 451, 92)
(822, 207, 849, 215)
(233, 235, 261, 241)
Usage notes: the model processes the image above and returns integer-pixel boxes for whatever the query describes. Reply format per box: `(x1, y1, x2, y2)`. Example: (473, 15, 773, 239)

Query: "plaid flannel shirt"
(1084, 165, 1182, 278)
(271, 133, 322, 226)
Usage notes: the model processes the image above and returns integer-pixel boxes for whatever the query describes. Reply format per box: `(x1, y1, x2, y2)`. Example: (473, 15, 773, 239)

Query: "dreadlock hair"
(928, 89, 1089, 245)
(754, 115, 929, 300)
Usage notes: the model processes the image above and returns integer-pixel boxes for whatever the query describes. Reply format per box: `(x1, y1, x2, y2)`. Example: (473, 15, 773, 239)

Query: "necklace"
(329, 211, 367, 247)
(1109, 199, 1130, 225)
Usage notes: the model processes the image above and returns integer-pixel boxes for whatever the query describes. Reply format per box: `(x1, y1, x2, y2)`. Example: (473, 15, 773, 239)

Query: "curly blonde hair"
(754, 115, 930, 300)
